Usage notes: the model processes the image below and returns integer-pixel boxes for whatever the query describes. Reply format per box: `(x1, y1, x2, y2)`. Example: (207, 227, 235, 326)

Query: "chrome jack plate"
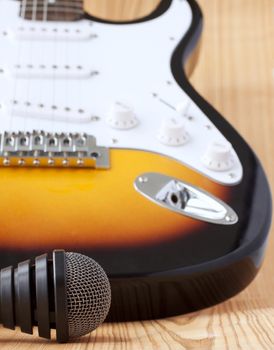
(134, 172, 238, 225)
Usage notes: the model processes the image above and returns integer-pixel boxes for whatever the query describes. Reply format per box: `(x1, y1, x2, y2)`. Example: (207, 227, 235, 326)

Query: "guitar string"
(42, 0, 48, 22)
(25, 1, 83, 8)
(34, 0, 48, 134)
(10, 0, 84, 138)
(9, 0, 27, 133)
(50, 0, 59, 134)
(64, 0, 71, 133)
(23, 0, 37, 134)
(37, 0, 49, 133)
(61, 0, 85, 131)
(49, 0, 83, 133)
(24, 8, 83, 15)
(38, 0, 48, 134)
(25, 4, 83, 10)
(78, 11, 86, 131)
(45, 0, 83, 7)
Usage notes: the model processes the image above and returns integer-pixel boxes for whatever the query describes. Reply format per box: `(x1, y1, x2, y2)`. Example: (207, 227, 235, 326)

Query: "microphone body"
(0, 250, 111, 342)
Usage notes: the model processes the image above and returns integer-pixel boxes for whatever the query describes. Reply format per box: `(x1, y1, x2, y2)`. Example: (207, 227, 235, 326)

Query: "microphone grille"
(65, 252, 111, 338)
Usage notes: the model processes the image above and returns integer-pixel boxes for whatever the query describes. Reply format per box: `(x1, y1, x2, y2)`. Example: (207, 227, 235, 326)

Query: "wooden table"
(1, 0, 273, 349)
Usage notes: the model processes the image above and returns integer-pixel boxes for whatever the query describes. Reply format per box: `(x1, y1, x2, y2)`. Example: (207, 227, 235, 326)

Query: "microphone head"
(0, 250, 111, 343)
(65, 252, 111, 338)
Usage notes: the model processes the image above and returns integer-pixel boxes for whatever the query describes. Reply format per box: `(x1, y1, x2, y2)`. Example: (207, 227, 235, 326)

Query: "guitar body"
(0, 0, 271, 321)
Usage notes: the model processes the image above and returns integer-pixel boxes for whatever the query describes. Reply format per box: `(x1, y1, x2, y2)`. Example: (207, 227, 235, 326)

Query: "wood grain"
(84, 0, 160, 22)
(1, 0, 274, 349)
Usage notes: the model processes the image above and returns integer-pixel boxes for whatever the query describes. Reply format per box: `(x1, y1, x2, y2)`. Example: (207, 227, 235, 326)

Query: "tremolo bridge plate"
(0, 131, 110, 169)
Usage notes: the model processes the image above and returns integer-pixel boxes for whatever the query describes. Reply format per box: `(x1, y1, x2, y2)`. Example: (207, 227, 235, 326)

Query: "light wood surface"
(84, 0, 160, 22)
(1, 0, 274, 349)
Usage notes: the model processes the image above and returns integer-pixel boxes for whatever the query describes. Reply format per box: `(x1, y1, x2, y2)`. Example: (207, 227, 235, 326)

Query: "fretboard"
(19, 0, 84, 22)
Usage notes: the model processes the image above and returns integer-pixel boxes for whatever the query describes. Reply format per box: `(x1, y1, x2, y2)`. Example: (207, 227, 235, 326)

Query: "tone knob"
(106, 101, 138, 130)
(157, 117, 189, 146)
(202, 140, 234, 171)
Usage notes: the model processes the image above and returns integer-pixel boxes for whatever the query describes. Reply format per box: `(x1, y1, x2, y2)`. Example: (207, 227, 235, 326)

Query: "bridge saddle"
(0, 131, 110, 169)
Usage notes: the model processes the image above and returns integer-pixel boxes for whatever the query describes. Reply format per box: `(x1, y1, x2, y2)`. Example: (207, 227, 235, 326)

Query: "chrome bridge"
(0, 131, 110, 169)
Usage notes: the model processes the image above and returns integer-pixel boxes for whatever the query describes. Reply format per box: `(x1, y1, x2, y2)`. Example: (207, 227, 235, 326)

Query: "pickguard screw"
(138, 176, 148, 183)
(225, 215, 234, 222)
(3, 158, 10, 166)
(91, 115, 100, 121)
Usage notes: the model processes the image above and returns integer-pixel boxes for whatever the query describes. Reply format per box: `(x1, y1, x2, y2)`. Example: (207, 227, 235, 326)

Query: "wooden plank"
(1, 0, 273, 348)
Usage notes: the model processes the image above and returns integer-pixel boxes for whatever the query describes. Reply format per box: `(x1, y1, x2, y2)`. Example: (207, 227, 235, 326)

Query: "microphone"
(0, 250, 111, 342)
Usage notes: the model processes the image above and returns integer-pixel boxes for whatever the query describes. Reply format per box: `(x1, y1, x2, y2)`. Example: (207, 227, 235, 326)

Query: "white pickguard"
(0, 0, 242, 185)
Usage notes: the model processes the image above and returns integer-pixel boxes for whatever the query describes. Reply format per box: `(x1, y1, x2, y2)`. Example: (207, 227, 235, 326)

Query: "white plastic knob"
(202, 140, 234, 171)
(157, 117, 189, 146)
(176, 100, 190, 116)
(106, 101, 138, 130)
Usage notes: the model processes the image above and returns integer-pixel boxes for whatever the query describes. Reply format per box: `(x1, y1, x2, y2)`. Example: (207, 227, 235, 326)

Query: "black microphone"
(0, 250, 111, 342)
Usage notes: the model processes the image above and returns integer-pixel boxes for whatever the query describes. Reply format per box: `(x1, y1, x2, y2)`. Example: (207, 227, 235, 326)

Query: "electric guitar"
(0, 0, 271, 322)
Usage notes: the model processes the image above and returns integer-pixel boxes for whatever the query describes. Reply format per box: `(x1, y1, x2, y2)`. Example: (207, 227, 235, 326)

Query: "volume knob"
(107, 101, 138, 130)
(157, 117, 189, 146)
(202, 140, 234, 171)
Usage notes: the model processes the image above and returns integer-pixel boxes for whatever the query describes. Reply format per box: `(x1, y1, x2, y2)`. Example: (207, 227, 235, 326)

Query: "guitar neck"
(19, 0, 84, 21)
